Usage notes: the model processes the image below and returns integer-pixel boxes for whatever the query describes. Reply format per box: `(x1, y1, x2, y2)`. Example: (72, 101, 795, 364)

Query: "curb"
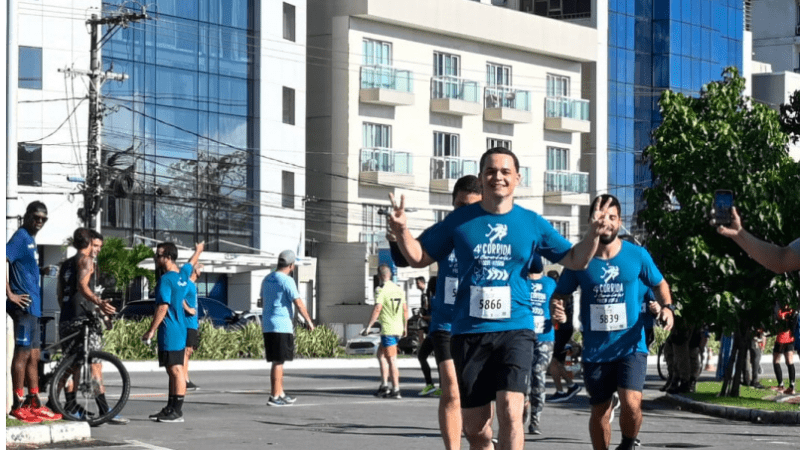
(6, 420, 91, 445)
(664, 393, 800, 424)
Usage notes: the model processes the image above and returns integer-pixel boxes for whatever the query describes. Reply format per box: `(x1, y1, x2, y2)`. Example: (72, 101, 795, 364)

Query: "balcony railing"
(431, 76, 480, 102)
(545, 170, 589, 193)
(430, 156, 478, 180)
(360, 65, 413, 93)
(360, 147, 413, 175)
(484, 86, 531, 111)
(545, 97, 590, 121)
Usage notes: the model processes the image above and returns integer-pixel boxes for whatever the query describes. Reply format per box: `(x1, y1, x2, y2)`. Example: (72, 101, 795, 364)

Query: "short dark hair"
(72, 228, 92, 250)
(479, 147, 519, 174)
(452, 175, 481, 203)
(25, 201, 47, 217)
(589, 194, 622, 221)
(156, 242, 178, 262)
(89, 229, 104, 242)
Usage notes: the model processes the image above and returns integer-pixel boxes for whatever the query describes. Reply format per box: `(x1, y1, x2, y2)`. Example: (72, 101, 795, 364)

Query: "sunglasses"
(32, 215, 48, 223)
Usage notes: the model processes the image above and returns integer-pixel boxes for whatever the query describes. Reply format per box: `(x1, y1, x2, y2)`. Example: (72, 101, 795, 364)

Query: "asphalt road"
(32, 360, 800, 450)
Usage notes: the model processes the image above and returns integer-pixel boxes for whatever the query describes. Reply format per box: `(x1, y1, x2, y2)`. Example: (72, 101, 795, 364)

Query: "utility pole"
(61, 7, 150, 229)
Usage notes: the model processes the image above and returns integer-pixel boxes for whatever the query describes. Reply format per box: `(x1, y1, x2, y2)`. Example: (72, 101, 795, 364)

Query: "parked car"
(345, 324, 381, 356)
(119, 297, 253, 330)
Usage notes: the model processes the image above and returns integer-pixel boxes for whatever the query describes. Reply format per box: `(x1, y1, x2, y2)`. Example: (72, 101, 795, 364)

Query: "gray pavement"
(12, 357, 798, 450)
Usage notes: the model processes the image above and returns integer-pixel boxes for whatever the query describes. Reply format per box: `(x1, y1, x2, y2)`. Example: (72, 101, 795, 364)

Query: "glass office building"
(608, 0, 743, 231)
(100, 0, 257, 252)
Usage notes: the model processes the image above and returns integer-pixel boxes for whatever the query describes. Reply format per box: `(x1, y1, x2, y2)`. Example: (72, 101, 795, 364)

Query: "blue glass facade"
(607, 0, 743, 231)
(100, 0, 257, 252)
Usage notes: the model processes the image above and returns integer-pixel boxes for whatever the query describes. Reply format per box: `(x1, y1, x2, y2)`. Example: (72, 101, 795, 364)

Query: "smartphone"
(713, 189, 734, 226)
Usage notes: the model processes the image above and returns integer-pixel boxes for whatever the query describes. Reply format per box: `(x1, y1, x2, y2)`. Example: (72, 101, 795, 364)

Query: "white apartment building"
(752, 0, 800, 73)
(306, 0, 600, 329)
(7, 1, 312, 318)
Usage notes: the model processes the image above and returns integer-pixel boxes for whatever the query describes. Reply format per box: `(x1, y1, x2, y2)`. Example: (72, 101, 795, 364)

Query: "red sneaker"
(30, 405, 63, 421)
(10, 407, 44, 423)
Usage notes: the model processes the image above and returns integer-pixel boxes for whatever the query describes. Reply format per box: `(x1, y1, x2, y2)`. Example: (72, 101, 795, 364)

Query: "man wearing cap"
(261, 250, 315, 406)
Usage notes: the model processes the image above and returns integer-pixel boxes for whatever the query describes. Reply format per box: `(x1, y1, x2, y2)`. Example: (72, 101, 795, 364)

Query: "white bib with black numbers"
(444, 277, 458, 305)
(534, 315, 545, 334)
(469, 286, 511, 319)
(590, 303, 628, 331)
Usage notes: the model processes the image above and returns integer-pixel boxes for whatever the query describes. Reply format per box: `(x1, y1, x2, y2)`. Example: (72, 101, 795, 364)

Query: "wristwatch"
(664, 304, 676, 312)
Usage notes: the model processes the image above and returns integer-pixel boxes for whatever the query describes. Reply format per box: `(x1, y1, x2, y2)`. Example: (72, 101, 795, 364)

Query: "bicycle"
(38, 310, 131, 426)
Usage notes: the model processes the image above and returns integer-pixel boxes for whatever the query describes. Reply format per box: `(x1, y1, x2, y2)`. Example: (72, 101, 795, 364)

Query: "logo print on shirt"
(485, 223, 508, 243)
(532, 284, 543, 294)
(601, 265, 620, 283)
(480, 267, 509, 281)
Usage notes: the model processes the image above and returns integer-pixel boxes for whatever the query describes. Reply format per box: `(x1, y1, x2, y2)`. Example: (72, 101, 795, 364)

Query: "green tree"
(97, 237, 155, 306)
(640, 67, 800, 397)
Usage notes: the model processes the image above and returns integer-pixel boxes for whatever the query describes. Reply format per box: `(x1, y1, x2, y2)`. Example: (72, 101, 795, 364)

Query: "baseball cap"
(278, 250, 296, 266)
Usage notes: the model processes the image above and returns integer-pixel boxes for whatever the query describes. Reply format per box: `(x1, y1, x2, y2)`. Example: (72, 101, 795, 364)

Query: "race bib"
(469, 286, 511, 319)
(534, 315, 545, 334)
(444, 277, 458, 305)
(590, 303, 628, 331)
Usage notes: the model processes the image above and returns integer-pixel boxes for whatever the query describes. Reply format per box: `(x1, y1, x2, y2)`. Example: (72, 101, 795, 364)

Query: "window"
(434, 210, 449, 223)
(19, 47, 42, 90)
(363, 123, 391, 148)
(18, 143, 42, 186)
(487, 138, 512, 150)
(486, 63, 511, 87)
(362, 204, 388, 254)
(546, 74, 570, 97)
(549, 220, 570, 240)
(283, 3, 295, 42)
(547, 146, 569, 171)
(363, 39, 392, 66)
(433, 132, 460, 157)
(434, 52, 460, 77)
(282, 87, 295, 125)
(282, 171, 294, 208)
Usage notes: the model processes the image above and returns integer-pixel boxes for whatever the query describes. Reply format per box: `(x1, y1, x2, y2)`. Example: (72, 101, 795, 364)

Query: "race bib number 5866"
(469, 286, 511, 319)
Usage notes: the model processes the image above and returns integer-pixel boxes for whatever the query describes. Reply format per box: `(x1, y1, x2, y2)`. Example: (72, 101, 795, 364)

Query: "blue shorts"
(381, 335, 400, 347)
(11, 311, 41, 349)
(583, 352, 647, 405)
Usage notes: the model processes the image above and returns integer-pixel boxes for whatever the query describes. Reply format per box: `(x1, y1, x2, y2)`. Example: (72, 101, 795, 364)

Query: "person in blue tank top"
(388, 147, 613, 450)
(525, 255, 557, 436)
(389, 174, 481, 450)
(552, 194, 675, 450)
(143, 242, 191, 423)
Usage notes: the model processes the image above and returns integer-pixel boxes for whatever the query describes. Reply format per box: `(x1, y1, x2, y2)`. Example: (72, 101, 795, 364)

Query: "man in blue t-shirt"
(6, 201, 61, 423)
(143, 242, 190, 423)
(262, 250, 315, 407)
(526, 255, 557, 436)
(388, 147, 612, 450)
(552, 194, 675, 450)
(389, 174, 482, 449)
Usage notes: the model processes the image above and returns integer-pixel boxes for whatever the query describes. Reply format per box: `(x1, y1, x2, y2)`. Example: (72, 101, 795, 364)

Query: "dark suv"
(119, 297, 255, 330)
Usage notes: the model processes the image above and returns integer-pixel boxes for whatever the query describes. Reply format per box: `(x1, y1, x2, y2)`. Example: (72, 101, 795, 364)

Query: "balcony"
(360, 230, 388, 255)
(429, 156, 479, 194)
(544, 97, 591, 133)
(430, 76, 482, 116)
(360, 147, 414, 188)
(483, 86, 532, 124)
(543, 170, 590, 205)
(359, 65, 415, 106)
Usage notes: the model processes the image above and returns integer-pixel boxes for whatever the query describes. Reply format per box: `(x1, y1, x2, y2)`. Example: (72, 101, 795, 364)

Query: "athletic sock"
(64, 391, 77, 412)
(173, 396, 185, 414)
(167, 395, 177, 410)
(774, 363, 784, 386)
(96, 393, 110, 414)
(788, 364, 796, 385)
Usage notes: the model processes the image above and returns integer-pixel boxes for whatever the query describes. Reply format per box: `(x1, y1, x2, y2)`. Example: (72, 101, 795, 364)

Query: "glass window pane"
(19, 46, 42, 89)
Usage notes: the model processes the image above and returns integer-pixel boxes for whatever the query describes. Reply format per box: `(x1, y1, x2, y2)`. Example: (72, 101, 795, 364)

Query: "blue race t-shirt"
(555, 241, 664, 363)
(6, 228, 41, 317)
(181, 263, 198, 331)
(530, 276, 557, 342)
(155, 270, 189, 351)
(261, 271, 300, 334)
(419, 203, 572, 335)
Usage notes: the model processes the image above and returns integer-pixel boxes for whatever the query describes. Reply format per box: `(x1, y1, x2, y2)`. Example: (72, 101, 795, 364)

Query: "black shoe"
(387, 389, 402, 399)
(751, 381, 765, 389)
(528, 417, 541, 435)
(688, 378, 697, 393)
(149, 407, 169, 422)
(374, 385, 390, 398)
(659, 375, 674, 392)
(667, 379, 689, 394)
(156, 407, 184, 423)
(186, 380, 199, 391)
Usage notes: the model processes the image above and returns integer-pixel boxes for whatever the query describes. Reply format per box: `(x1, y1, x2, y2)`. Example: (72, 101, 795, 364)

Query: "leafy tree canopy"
(640, 67, 800, 338)
(97, 237, 155, 304)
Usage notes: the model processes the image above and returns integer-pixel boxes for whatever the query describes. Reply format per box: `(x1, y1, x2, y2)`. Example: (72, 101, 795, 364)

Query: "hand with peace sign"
(587, 195, 615, 242)
(387, 193, 408, 236)
(386, 193, 434, 268)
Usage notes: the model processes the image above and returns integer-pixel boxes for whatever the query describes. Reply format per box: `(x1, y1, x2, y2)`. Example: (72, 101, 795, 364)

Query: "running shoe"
(186, 380, 199, 391)
(156, 408, 184, 423)
(29, 405, 62, 421)
(279, 394, 297, 404)
(108, 415, 130, 425)
(149, 407, 170, 422)
(373, 385, 391, 398)
(10, 407, 43, 424)
(419, 384, 437, 396)
(549, 384, 582, 403)
(785, 385, 796, 395)
(387, 389, 402, 399)
(528, 421, 541, 435)
(432, 387, 443, 396)
(267, 396, 292, 407)
(609, 392, 620, 424)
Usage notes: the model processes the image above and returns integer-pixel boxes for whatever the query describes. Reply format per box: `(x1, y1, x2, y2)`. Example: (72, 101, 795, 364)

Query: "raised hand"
(387, 193, 408, 235)
(587, 196, 613, 239)
(715, 207, 742, 238)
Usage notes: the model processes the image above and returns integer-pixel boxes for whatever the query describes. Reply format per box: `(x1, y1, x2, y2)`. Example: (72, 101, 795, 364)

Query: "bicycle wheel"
(48, 350, 130, 427)
(656, 343, 667, 380)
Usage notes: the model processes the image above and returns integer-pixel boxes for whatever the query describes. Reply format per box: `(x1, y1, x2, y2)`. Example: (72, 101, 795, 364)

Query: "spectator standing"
(526, 256, 557, 435)
(261, 250, 314, 406)
(182, 244, 204, 391)
(772, 303, 797, 394)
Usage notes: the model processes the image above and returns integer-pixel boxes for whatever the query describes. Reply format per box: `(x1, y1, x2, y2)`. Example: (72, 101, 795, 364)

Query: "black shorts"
(452, 329, 536, 408)
(264, 332, 294, 363)
(432, 330, 453, 365)
(583, 352, 647, 405)
(773, 342, 795, 354)
(158, 350, 185, 368)
(186, 328, 199, 349)
(552, 324, 573, 363)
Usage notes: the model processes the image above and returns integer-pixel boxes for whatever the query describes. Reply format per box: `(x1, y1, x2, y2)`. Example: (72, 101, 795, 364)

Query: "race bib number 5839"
(590, 303, 628, 331)
(469, 286, 511, 320)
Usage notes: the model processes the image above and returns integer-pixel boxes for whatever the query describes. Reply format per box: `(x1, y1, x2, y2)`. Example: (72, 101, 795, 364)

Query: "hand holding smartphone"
(713, 190, 734, 227)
